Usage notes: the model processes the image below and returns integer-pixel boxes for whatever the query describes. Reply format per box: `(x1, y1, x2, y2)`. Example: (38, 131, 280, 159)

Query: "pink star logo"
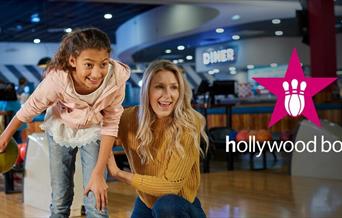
(253, 48, 336, 127)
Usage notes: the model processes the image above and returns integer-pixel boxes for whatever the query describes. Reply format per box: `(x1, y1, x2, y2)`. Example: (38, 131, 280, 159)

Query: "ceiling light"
(33, 38, 41, 44)
(230, 70, 237, 75)
(247, 65, 255, 69)
(216, 28, 224, 33)
(104, 14, 112, 19)
(272, 19, 281, 24)
(31, 13, 40, 23)
(165, 49, 171, 54)
(232, 35, 240, 40)
(65, 28, 72, 33)
(177, 45, 185, 50)
(232, 15, 240, 20)
(270, 63, 277, 67)
(173, 60, 178, 64)
(275, 31, 283, 36)
(138, 80, 143, 87)
(186, 55, 193, 60)
(16, 25, 23, 31)
(229, 66, 236, 71)
(178, 59, 184, 63)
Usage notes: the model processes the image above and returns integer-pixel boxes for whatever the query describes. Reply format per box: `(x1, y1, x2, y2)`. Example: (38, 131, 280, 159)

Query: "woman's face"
(149, 70, 180, 119)
(69, 48, 110, 93)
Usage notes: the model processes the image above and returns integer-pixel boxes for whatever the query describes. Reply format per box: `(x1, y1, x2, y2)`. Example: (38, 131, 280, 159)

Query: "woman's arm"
(108, 134, 199, 197)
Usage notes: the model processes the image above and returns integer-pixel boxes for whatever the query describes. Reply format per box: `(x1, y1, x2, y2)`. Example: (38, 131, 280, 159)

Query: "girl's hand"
(107, 154, 120, 177)
(0, 134, 9, 153)
(84, 172, 108, 212)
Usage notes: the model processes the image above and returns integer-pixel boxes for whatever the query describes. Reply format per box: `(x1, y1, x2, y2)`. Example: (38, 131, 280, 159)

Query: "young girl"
(107, 60, 208, 218)
(0, 28, 130, 218)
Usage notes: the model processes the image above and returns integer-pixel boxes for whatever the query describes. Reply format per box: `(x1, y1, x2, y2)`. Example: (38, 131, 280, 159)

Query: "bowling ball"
(19, 144, 27, 160)
(0, 138, 19, 173)
(256, 129, 272, 141)
(236, 130, 249, 142)
(228, 130, 237, 141)
(248, 130, 258, 138)
(280, 131, 292, 141)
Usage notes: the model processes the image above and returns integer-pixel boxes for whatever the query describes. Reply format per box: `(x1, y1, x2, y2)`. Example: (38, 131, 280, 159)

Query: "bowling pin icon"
(282, 81, 291, 115)
(298, 81, 307, 115)
(288, 79, 301, 116)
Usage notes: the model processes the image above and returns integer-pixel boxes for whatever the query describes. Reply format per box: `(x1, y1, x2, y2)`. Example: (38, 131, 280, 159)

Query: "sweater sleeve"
(101, 61, 130, 137)
(131, 132, 200, 197)
(101, 83, 125, 137)
(16, 72, 62, 122)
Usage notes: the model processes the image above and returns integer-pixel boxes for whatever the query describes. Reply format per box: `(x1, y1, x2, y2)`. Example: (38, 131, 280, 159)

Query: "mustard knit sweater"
(117, 106, 201, 208)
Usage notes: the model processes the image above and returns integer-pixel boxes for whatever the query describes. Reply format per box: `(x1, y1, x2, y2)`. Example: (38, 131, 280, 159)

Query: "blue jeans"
(131, 195, 206, 218)
(47, 134, 108, 218)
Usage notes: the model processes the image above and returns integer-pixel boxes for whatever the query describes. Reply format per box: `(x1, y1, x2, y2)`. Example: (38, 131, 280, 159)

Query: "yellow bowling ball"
(0, 138, 18, 173)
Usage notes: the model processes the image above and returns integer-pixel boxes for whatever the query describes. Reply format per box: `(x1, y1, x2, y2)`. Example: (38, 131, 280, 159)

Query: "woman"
(108, 60, 208, 218)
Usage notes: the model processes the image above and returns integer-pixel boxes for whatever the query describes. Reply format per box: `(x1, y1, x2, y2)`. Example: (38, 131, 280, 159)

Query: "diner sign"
(196, 43, 237, 72)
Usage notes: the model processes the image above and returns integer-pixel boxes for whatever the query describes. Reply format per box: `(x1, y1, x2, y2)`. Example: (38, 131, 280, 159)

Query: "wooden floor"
(1, 170, 342, 218)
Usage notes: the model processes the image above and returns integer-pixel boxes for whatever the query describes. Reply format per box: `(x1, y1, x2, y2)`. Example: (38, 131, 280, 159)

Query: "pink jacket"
(16, 59, 130, 137)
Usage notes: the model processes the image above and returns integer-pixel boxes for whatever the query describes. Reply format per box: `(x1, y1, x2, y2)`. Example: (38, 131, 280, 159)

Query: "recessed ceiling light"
(270, 63, 277, 67)
(275, 31, 283, 36)
(272, 19, 281, 24)
(16, 25, 23, 31)
(208, 70, 215, 75)
(104, 14, 112, 19)
(31, 13, 40, 23)
(178, 59, 184, 63)
(177, 45, 185, 50)
(247, 64, 255, 69)
(216, 28, 224, 33)
(186, 55, 193, 60)
(232, 35, 240, 40)
(138, 80, 143, 87)
(232, 15, 240, 20)
(65, 28, 72, 33)
(173, 60, 178, 64)
(33, 38, 40, 44)
(230, 70, 237, 75)
(229, 66, 236, 71)
(165, 49, 172, 54)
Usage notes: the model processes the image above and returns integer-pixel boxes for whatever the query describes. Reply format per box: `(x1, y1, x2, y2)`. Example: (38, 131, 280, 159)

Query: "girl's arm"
(84, 79, 127, 211)
(0, 116, 23, 152)
(84, 135, 115, 212)
(1, 73, 61, 152)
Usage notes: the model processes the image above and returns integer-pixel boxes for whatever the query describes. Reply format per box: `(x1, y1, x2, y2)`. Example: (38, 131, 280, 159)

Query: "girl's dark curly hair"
(46, 27, 111, 73)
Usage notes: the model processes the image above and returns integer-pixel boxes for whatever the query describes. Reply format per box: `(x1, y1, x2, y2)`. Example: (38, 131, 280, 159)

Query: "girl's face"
(149, 70, 180, 119)
(69, 48, 110, 94)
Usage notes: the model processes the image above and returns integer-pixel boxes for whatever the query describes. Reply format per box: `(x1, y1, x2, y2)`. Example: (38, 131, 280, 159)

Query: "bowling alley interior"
(0, 0, 342, 217)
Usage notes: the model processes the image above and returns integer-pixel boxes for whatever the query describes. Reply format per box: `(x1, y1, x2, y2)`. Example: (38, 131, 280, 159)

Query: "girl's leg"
(152, 195, 206, 218)
(131, 197, 154, 218)
(79, 140, 109, 218)
(48, 134, 78, 218)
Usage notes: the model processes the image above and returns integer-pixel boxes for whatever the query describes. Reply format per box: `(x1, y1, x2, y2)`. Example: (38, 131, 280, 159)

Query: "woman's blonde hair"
(136, 60, 208, 163)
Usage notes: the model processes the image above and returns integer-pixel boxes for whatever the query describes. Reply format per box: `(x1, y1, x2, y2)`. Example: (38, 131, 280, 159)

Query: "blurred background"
(0, 0, 341, 217)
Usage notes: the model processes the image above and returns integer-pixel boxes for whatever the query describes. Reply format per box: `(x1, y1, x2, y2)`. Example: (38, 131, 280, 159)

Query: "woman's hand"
(107, 154, 133, 184)
(107, 154, 120, 177)
(84, 171, 108, 212)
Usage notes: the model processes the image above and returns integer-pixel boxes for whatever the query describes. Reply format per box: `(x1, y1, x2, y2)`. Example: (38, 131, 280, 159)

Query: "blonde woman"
(107, 60, 208, 217)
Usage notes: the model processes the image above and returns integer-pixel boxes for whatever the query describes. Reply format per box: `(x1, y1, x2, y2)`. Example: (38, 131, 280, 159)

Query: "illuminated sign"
(202, 48, 235, 65)
(196, 44, 237, 72)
